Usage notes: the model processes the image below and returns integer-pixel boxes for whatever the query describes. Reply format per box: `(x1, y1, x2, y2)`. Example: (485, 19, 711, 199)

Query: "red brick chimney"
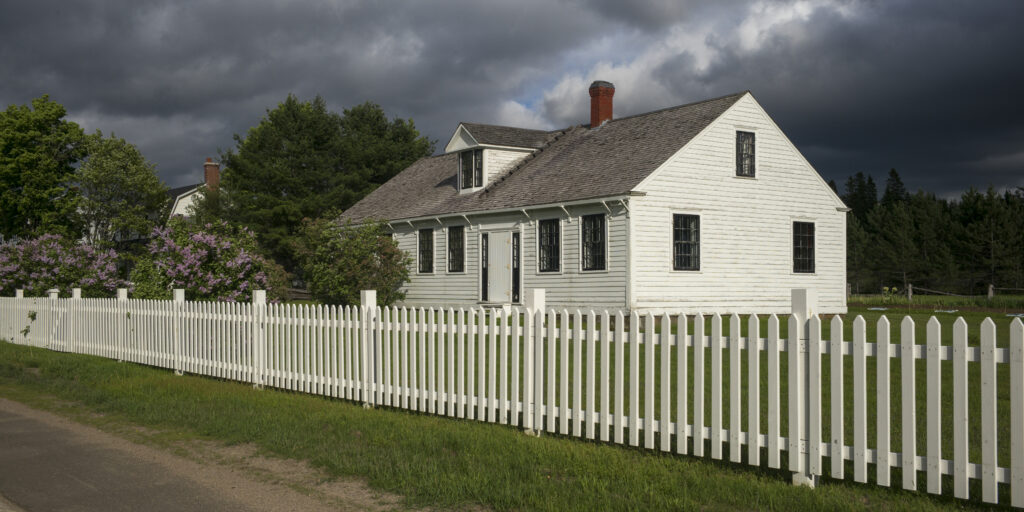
(203, 158, 220, 192)
(589, 80, 615, 127)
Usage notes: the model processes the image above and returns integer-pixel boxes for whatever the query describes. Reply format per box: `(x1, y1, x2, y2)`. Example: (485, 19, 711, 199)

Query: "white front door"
(487, 231, 512, 303)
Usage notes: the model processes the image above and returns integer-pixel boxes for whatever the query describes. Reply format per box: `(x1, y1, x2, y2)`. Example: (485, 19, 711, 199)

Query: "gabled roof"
(168, 183, 202, 200)
(459, 122, 553, 149)
(341, 91, 747, 223)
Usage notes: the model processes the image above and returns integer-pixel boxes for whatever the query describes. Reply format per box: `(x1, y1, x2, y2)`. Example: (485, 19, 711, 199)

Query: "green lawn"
(1, 317, 1018, 511)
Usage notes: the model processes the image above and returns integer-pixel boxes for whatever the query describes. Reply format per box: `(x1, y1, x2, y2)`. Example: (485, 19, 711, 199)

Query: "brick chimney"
(203, 157, 220, 192)
(589, 80, 615, 127)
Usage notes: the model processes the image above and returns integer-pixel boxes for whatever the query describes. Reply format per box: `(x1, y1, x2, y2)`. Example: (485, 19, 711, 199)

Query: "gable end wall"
(630, 94, 847, 314)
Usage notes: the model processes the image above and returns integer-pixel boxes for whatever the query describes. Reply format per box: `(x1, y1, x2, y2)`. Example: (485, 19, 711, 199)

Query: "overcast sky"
(1, 0, 1021, 197)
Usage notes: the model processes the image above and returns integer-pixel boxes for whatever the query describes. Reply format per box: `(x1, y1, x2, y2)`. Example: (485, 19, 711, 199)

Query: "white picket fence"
(1, 288, 1023, 507)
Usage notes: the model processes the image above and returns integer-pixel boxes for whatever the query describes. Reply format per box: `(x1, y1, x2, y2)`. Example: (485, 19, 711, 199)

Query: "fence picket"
(809, 315, 822, 476)
(479, 308, 488, 422)
(587, 310, 597, 440)
(510, 308, 520, 426)
(1011, 318, 1024, 507)
(660, 313, 671, 452)
(457, 308, 465, 418)
(748, 314, 760, 465)
(953, 317, 968, 499)
(729, 314, 741, 463)
(830, 315, 844, 479)
(561, 310, 570, 434)
(678, 313, 689, 456)
(767, 314, 780, 468)
(645, 313, 655, 450)
(693, 313, 705, 458)
(574, 310, 583, 437)
(981, 318, 997, 503)
(853, 316, 867, 483)
(615, 311, 625, 445)
(500, 309, 509, 424)
(600, 310, 611, 442)
(926, 317, 941, 494)
(787, 314, 801, 473)
(711, 313, 723, 460)
(547, 309, 557, 433)
(630, 311, 641, 447)
(901, 316, 917, 491)
(877, 316, 892, 487)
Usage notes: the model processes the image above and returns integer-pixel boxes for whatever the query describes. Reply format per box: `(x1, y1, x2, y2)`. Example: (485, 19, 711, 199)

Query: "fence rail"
(1, 288, 1022, 508)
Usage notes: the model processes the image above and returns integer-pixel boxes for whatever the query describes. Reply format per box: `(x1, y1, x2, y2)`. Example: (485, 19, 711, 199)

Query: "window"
(418, 228, 433, 273)
(673, 214, 700, 270)
(459, 149, 483, 190)
(736, 131, 755, 177)
(538, 219, 560, 272)
(448, 226, 465, 273)
(793, 222, 815, 273)
(480, 233, 488, 301)
(581, 214, 606, 271)
(512, 232, 521, 303)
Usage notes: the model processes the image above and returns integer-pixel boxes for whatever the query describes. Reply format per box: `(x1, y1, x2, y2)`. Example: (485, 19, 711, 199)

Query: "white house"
(168, 158, 220, 219)
(340, 81, 848, 314)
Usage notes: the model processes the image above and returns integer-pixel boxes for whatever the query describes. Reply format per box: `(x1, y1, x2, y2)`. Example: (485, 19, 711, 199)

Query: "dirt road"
(0, 397, 407, 511)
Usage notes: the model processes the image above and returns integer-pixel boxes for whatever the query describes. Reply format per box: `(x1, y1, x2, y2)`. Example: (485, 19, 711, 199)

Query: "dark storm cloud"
(0, 0, 1021, 196)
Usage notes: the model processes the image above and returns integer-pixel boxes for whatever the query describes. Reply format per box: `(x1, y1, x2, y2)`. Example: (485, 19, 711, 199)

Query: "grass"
(0, 324, 1018, 511)
(850, 293, 1024, 311)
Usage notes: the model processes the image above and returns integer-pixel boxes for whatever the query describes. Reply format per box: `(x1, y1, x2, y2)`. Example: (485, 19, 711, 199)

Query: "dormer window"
(460, 149, 483, 190)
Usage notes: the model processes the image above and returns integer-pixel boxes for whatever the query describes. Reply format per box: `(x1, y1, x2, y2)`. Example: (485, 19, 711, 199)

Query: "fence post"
(523, 289, 545, 436)
(47, 288, 58, 349)
(792, 288, 818, 488)
(116, 288, 127, 362)
(173, 289, 185, 375)
(360, 289, 377, 407)
(252, 290, 266, 389)
(988, 284, 995, 300)
(15, 289, 23, 299)
(907, 284, 913, 303)
(70, 288, 82, 354)
(13, 289, 23, 344)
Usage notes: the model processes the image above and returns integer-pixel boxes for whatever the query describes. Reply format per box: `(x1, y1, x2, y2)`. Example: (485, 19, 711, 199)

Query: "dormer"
(445, 122, 551, 194)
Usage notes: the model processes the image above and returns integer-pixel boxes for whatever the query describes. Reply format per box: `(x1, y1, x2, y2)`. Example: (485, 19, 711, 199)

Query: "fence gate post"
(360, 290, 377, 407)
(252, 290, 267, 389)
(173, 289, 185, 375)
(13, 289, 23, 344)
(523, 289, 545, 436)
(15, 289, 23, 299)
(792, 289, 818, 487)
(69, 288, 82, 354)
(46, 288, 58, 349)
(115, 288, 127, 362)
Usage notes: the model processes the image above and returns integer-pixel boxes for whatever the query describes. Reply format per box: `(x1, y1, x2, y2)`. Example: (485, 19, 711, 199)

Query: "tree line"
(835, 169, 1024, 295)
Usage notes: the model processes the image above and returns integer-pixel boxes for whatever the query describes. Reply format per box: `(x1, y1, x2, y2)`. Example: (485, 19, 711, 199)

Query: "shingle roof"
(168, 183, 201, 199)
(460, 122, 554, 149)
(341, 91, 747, 223)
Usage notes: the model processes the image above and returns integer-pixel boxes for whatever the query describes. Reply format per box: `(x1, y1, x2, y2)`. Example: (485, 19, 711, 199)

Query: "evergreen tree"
(842, 172, 878, 222)
(881, 168, 908, 206)
(195, 95, 434, 273)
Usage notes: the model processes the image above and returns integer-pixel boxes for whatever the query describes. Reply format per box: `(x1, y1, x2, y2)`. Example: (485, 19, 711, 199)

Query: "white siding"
(391, 205, 628, 310)
(170, 190, 199, 218)
(629, 94, 847, 314)
(485, 148, 531, 184)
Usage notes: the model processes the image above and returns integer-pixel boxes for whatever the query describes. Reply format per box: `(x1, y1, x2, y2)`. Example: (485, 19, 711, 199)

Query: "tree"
(842, 172, 877, 222)
(0, 95, 86, 239)
(195, 95, 434, 274)
(298, 217, 410, 306)
(867, 201, 918, 290)
(76, 131, 168, 250)
(881, 168, 908, 206)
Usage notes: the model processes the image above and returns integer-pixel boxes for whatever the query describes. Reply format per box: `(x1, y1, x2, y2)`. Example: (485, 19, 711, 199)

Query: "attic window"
(736, 131, 755, 177)
(460, 149, 483, 189)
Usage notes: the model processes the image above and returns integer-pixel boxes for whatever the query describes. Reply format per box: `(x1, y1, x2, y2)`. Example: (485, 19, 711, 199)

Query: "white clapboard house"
(340, 81, 848, 313)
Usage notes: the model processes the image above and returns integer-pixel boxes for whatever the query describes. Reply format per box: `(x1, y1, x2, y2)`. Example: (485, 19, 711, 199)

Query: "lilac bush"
(0, 234, 127, 297)
(130, 217, 286, 301)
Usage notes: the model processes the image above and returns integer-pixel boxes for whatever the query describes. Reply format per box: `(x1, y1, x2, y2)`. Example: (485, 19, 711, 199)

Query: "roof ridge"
(459, 121, 555, 134)
(477, 126, 576, 196)
(586, 90, 749, 127)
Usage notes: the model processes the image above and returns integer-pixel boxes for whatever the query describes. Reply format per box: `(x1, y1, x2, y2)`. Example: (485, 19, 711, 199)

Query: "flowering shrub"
(0, 234, 127, 297)
(297, 217, 409, 306)
(130, 217, 287, 301)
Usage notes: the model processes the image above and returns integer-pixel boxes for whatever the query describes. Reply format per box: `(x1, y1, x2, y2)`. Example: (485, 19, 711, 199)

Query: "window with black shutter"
(793, 221, 815, 273)
(512, 232, 521, 303)
(418, 228, 433, 273)
(538, 219, 560, 272)
(736, 131, 755, 177)
(480, 233, 488, 301)
(448, 226, 464, 273)
(581, 214, 606, 271)
(673, 214, 700, 270)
